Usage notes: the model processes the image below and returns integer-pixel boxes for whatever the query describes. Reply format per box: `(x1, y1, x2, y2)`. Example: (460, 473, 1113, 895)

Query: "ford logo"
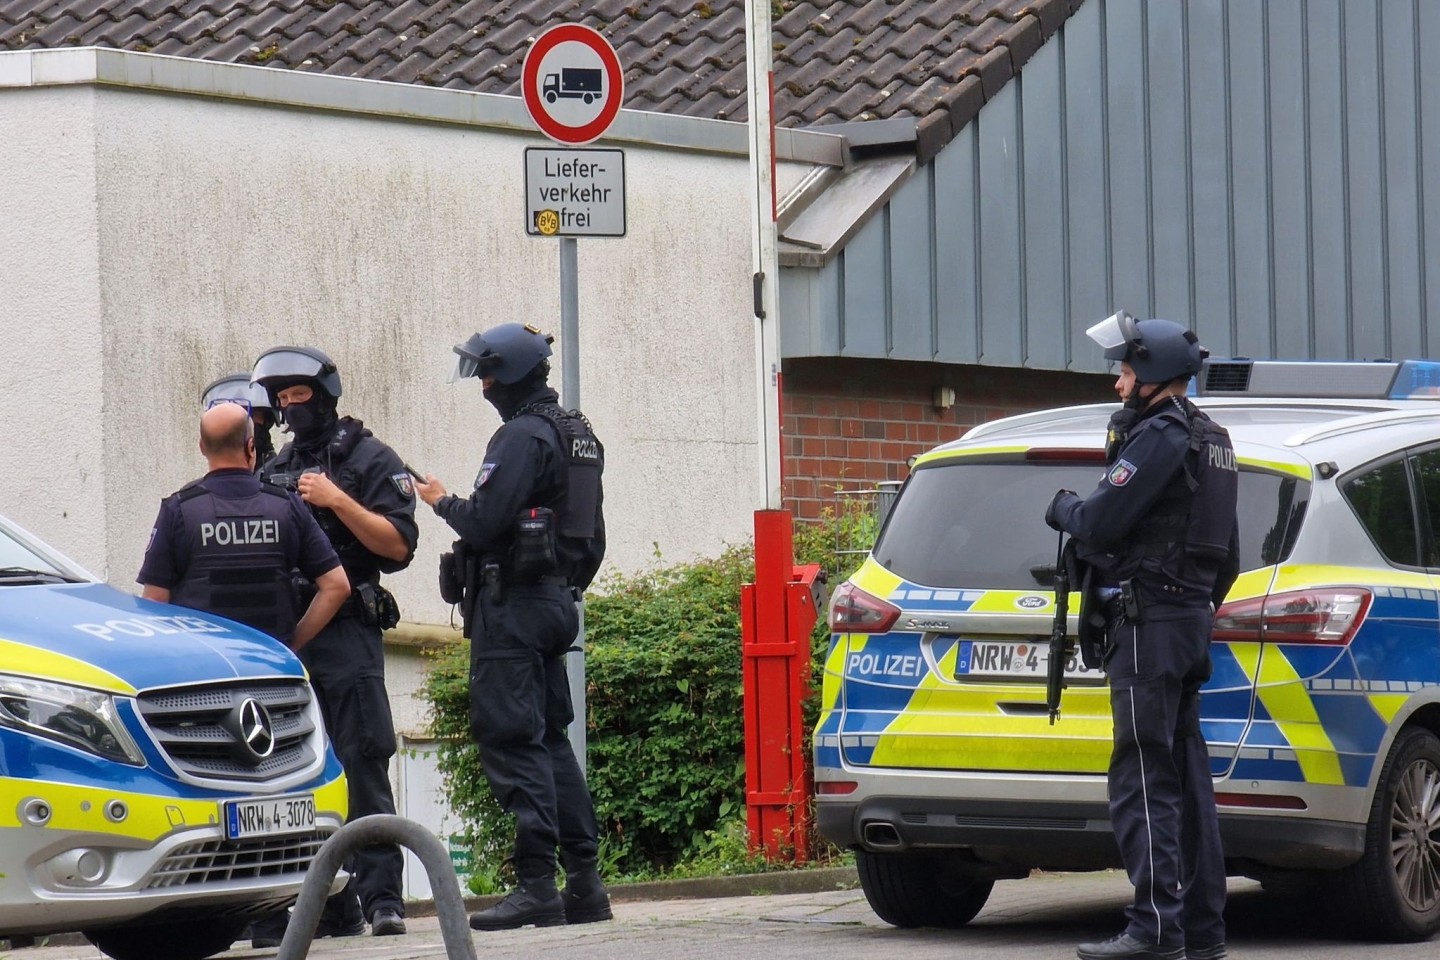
(1015, 596, 1048, 609)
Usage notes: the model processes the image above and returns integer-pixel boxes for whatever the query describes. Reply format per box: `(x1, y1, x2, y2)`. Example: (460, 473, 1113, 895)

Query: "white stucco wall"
(0, 53, 840, 626)
(0, 86, 107, 569)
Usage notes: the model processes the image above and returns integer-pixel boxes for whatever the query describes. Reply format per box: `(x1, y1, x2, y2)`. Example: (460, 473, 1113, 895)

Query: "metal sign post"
(522, 23, 626, 774)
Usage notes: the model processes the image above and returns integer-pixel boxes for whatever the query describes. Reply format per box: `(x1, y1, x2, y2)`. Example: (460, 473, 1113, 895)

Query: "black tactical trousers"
(1104, 605, 1227, 951)
(468, 583, 600, 884)
(302, 615, 405, 921)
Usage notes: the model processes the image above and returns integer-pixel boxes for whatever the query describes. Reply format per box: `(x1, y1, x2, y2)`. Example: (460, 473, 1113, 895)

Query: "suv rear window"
(873, 459, 1308, 589)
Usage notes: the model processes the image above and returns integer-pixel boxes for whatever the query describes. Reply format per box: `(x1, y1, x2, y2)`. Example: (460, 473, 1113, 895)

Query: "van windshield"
(872, 460, 1307, 589)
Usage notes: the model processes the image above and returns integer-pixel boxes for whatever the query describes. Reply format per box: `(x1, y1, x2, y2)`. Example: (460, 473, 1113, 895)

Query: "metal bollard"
(278, 814, 477, 960)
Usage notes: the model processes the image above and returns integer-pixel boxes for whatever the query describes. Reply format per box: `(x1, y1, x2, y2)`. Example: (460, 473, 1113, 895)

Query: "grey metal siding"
(780, 0, 1440, 372)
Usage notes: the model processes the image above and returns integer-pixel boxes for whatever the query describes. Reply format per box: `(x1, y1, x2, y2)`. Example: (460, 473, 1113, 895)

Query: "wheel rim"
(1391, 756, 1440, 911)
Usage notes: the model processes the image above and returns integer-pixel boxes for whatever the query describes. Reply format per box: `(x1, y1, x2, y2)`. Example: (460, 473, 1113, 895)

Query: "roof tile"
(0, 0, 1086, 159)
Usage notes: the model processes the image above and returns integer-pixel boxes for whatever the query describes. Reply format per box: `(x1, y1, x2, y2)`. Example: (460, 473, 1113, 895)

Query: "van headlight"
(0, 675, 143, 765)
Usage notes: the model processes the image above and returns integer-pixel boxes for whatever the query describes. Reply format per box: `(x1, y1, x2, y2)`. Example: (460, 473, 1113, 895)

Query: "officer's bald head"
(200, 402, 255, 464)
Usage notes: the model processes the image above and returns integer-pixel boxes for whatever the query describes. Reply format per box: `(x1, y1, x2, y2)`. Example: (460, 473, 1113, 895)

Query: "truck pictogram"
(543, 68, 604, 104)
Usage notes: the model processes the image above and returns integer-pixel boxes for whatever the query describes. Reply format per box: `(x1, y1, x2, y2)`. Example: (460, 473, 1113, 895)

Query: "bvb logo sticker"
(534, 209, 560, 236)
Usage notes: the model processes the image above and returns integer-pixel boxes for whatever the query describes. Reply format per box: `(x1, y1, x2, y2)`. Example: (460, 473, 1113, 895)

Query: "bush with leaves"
(420, 501, 880, 883)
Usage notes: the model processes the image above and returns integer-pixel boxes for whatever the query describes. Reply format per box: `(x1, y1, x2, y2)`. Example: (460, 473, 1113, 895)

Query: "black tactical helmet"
(250, 346, 343, 401)
(1086, 311, 1205, 383)
(450, 323, 554, 385)
(200, 372, 272, 414)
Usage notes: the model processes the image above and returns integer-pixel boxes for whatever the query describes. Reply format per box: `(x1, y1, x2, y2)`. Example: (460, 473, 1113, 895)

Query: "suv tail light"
(829, 582, 901, 634)
(1213, 588, 1372, 645)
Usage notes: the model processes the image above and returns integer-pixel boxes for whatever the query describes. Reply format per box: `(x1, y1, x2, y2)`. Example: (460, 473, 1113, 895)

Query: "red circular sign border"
(521, 24, 624, 146)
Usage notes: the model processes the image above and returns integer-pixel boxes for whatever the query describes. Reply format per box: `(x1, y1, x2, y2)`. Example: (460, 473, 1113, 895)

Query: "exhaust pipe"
(862, 821, 902, 849)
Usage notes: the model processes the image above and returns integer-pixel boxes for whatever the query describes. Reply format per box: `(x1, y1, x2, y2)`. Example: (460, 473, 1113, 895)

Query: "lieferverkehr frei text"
(525, 147, 627, 238)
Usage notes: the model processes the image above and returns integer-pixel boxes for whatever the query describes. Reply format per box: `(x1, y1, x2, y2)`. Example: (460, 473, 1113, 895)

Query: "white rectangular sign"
(524, 147, 626, 238)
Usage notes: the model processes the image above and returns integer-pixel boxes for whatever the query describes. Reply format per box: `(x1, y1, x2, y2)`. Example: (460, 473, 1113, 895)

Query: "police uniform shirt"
(1049, 402, 1191, 550)
(435, 405, 562, 555)
(138, 468, 341, 597)
(263, 419, 419, 581)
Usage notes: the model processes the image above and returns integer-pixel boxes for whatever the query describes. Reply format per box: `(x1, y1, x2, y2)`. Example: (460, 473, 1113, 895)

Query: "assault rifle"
(1046, 531, 1075, 724)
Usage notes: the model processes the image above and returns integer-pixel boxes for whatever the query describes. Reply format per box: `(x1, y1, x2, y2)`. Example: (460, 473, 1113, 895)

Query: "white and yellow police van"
(0, 514, 348, 960)
(815, 358, 1440, 941)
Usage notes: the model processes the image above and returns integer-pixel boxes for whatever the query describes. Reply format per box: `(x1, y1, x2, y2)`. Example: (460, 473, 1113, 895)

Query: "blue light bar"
(1389, 361, 1440, 399)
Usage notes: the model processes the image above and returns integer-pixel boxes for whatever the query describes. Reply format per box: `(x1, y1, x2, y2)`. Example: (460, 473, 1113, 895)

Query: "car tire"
(84, 917, 249, 960)
(1335, 725, 1440, 941)
(856, 848, 994, 929)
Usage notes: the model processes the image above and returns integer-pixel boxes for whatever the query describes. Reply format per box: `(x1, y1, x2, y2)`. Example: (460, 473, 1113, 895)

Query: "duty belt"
(334, 582, 380, 619)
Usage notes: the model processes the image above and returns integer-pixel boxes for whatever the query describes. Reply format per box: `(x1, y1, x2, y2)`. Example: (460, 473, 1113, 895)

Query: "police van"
(814, 358, 1440, 941)
(0, 514, 348, 960)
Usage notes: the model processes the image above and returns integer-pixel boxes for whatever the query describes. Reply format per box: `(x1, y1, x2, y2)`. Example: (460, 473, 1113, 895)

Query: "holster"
(1074, 563, 1108, 670)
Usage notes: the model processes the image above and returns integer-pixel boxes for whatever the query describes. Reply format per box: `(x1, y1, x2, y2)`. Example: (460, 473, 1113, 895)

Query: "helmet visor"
(448, 355, 480, 384)
(201, 376, 248, 409)
(205, 396, 252, 414)
(252, 349, 328, 385)
(1086, 311, 1141, 362)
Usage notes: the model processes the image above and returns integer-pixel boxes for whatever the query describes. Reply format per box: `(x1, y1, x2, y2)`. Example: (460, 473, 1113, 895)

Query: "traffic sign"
(521, 24, 625, 146)
(525, 147, 626, 238)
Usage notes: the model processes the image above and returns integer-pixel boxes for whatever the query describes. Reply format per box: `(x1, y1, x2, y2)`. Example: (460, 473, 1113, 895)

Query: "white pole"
(745, 0, 782, 510)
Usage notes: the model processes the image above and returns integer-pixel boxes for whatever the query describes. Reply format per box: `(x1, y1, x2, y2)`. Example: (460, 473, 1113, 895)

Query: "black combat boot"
(468, 880, 566, 931)
(561, 860, 612, 925)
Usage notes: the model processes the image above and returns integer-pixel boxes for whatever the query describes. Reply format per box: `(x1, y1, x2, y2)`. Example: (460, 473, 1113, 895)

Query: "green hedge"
(420, 504, 877, 883)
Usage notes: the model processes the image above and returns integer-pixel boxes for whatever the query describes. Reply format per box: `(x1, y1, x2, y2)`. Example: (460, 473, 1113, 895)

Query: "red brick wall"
(781, 357, 1114, 521)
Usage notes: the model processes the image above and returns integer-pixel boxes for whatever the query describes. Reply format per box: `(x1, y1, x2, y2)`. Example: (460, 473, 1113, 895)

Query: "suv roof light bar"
(1194, 359, 1440, 399)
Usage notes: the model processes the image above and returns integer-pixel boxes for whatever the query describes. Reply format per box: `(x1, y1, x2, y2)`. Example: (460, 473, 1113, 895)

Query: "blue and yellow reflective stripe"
(0, 774, 348, 838)
(0, 638, 134, 694)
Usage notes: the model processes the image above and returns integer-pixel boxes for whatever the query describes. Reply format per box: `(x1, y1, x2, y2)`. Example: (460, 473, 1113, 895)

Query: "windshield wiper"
(0, 566, 78, 584)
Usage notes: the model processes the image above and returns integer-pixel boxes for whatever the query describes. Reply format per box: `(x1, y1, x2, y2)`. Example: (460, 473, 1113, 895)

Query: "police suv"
(815, 358, 1440, 941)
(0, 514, 348, 960)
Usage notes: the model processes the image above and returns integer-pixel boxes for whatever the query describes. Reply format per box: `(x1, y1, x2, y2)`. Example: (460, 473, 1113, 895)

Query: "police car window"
(874, 461, 1303, 589)
(1407, 449, 1440, 567)
(0, 527, 69, 580)
(1239, 472, 1307, 569)
(1342, 458, 1421, 567)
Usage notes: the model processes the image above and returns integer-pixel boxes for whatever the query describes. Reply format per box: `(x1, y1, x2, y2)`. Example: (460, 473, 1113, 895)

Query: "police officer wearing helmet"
(138, 400, 350, 648)
(414, 323, 608, 932)
(1045, 312, 1238, 960)
(251, 346, 418, 941)
(201, 372, 280, 470)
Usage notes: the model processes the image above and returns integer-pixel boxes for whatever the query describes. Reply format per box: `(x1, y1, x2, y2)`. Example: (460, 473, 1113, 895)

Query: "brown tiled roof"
(0, 0, 1083, 161)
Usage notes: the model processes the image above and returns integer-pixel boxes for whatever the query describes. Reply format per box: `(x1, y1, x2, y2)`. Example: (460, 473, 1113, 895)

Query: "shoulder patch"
(390, 472, 414, 498)
(476, 462, 499, 489)
(1107, 459, 1137, 486)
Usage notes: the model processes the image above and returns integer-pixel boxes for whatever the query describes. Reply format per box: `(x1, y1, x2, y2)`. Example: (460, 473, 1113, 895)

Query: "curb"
(3, 866, 861, 948)
(439, 863, 860, 917)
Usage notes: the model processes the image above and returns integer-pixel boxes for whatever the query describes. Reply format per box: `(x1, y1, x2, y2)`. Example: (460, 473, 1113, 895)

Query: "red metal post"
(743, 509, 822, 862)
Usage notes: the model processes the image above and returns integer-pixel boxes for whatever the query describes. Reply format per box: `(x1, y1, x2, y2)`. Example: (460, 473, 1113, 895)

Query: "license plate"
(223, 793, 316, 841)
(955, 640, 1099, 682)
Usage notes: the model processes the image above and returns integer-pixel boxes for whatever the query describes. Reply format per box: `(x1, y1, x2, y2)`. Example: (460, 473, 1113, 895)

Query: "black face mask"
(283, 397, 337, 445)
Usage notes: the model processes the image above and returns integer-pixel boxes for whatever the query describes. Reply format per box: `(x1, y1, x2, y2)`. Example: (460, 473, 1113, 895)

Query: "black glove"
(1045, 489, 1075, 531)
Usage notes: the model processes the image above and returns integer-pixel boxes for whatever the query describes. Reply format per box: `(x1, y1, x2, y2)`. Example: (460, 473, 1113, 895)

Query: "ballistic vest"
(170, 480, 298, 642)
(523, 403, 605, 588)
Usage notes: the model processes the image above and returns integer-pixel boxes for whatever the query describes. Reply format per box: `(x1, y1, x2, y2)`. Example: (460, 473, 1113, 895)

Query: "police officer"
(414, 323, 609, 931)
(1045, 313, 1238, 960)
(201, 372, 280, 470)
(251, 346, 418, 940)
(138, 401, 350, 648)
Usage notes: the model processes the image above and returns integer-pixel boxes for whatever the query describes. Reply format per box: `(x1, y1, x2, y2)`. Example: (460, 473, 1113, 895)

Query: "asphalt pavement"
(10, 867, 1440, 960)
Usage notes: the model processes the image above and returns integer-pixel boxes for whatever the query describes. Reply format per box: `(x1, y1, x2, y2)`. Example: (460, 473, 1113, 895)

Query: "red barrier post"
(742, 509, 823, 862)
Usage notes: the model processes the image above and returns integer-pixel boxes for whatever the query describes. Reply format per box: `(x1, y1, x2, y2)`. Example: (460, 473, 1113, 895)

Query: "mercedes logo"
(237, 698, 276, 761)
